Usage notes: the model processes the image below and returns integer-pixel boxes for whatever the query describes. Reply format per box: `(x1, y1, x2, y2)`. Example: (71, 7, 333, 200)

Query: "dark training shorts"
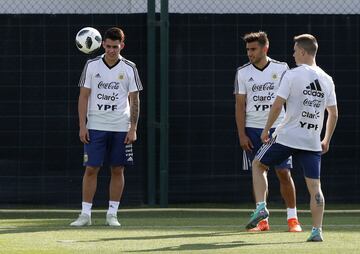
(243, 127, 292, 170)
(83, 129, 134, 167)
(255, 138, 321, 179)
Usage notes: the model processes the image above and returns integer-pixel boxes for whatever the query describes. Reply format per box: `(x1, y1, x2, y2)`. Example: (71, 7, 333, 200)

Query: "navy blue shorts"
(255, 138, 321, 179)
(244, 127, 292, 170)
(83, 130, 134, 167)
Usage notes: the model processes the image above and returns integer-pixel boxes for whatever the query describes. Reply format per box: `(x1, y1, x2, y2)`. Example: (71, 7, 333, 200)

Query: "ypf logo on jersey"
(300, 121, 319, 131)
(303, 79, 324, 98)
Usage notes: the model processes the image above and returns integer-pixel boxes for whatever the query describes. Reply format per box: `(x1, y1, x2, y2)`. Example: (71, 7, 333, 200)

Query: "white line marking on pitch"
(122, 224, 360, 229)
(1, 208, 360, 213)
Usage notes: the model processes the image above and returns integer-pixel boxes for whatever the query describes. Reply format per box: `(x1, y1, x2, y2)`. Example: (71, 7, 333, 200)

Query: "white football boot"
(70, 213, 91, 226)
(106, 214, 121, 227)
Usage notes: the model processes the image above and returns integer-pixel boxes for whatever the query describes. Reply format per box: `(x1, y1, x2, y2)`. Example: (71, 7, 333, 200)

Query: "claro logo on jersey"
(97, 92, 119, 101)
(303, 79, 324, 98)
(253, 92, 275, 111)
(302, 110, 320, 119)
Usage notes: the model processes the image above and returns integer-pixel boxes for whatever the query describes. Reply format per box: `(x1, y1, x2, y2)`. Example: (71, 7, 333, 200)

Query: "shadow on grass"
(66, 230, 307, 252)
(125, 240, 307, 252)
(76, 231, 257, 242)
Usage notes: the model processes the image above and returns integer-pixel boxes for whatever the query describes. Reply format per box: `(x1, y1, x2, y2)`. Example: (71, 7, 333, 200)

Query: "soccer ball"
(75, 27, 102, 54)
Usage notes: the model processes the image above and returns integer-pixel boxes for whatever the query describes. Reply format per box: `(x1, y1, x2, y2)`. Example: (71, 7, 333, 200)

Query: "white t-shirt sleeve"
(83, 67, 92, 89)
(78, 61, 92, 89)
(128, 65, 143, 93)
(234, 70, 246, 94)
(276, 72, 291, 100)
(326, 78, 337, 107)
(78, 60, 93, 89)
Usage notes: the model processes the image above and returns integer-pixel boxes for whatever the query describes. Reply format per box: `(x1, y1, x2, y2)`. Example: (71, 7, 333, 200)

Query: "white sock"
(107, 201, 120, 215)
(312, 227, 322, 232)
(81, 202, 92, 216)
(256, 201, 266, 209)
(287, 207, 298, 220)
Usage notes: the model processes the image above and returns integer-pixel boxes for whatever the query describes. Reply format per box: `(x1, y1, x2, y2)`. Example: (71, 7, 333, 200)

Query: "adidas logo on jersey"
(303, 79, 324, 98)
(248, 77, 254, 82)
(95, 73, 101, 78)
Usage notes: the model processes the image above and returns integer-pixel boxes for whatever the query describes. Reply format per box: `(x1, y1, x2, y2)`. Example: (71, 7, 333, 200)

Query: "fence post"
(147, 0, 156, 206)
(159, 0, 169, 207)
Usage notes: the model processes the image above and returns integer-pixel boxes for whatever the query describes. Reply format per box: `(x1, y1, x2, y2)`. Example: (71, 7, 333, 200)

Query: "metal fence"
(0, 0, 359, 14)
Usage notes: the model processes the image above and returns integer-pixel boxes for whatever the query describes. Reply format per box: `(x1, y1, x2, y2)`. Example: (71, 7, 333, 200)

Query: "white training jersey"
(274, 64, 337, 151)
(78, 54, 143, 132)
(234, 58, 288, 128)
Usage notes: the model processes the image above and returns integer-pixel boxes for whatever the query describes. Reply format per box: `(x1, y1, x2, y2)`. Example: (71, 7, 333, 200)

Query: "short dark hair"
(103, 27, 125, 43)
(243, 31, 269, 47)
(294, 34, 318, 56)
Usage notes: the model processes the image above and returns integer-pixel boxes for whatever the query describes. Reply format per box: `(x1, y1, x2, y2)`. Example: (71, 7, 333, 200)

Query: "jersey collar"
(252, 57, 271, 72)
(102, 54, 122, 69)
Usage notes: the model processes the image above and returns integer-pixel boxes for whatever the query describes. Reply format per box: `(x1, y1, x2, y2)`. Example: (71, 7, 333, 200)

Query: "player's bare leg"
(275, 169, 296, 208)
(305, 177, 324, 241)
(276, 169, 302, 232)
(109, 166, 125, 201)
(246, 160, 269, 230)
(70, 166, 100, 226)
(106, 166, 125, 226)
(305, 177, 324, 228)
(82, 166, 100, 203)
(248, 177, 271, 232)
(252, 159, 268, 203)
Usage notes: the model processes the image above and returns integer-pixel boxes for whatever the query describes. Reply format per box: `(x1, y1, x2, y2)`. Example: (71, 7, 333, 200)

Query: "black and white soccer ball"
(75, 27, 102, 54)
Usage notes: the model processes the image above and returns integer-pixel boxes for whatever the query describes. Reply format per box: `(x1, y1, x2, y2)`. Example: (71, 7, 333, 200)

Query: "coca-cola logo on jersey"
(303, 98, 321, 108)
(97, 81, 120, 90)
(251, 82, 274, 92)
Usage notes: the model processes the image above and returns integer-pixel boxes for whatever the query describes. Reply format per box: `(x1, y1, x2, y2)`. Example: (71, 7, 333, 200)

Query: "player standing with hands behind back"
(246, 34, 338, 242)
(71, 27, 143, 227)
(234, 31, 302, 232)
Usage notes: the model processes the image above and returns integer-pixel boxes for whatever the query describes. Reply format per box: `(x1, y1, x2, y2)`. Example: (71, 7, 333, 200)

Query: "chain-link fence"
(0, 0, 359, 14)
(169, 0, 360, 14)
(0, 0, 147, 13)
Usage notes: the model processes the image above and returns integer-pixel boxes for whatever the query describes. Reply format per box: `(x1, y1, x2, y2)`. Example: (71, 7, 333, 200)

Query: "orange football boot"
(247, 219, 270, 232)
(288, 218, 302, 232)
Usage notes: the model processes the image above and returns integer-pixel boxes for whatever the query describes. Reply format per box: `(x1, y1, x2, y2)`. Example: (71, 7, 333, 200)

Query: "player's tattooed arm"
(129, 91, 140, 130)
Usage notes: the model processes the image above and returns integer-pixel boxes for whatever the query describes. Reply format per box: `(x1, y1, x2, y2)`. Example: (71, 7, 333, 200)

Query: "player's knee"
(84, 166, 99, 177)
(252, 159, 267, 171)
(111, 166, 124, 177)
(305, 178, 322, 195)
(275, 169, 292, 183)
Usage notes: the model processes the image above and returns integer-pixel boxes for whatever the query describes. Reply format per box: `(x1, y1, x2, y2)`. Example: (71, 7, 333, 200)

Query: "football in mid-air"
(75, 27, 102, 54)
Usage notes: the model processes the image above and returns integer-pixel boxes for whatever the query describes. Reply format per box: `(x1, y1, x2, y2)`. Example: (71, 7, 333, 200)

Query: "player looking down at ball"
(71, 27, 143, 227)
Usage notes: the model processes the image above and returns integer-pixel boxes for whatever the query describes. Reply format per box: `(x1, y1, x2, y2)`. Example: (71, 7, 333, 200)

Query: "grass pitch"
(0, 207, 359, 254)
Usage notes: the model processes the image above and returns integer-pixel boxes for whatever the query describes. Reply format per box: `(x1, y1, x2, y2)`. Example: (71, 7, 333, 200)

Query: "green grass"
(0, 208, 359, 254)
